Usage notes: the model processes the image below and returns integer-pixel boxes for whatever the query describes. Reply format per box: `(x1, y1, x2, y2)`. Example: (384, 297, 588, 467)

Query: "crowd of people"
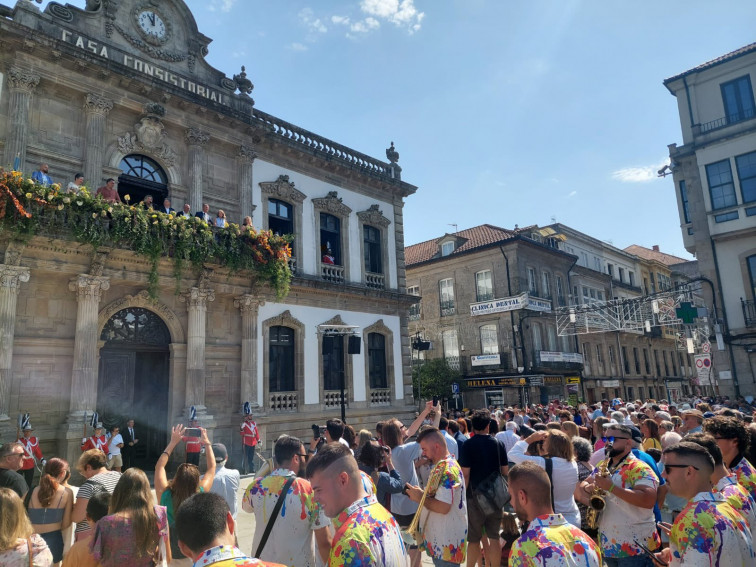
(28, 163, 254, 232)
(1, 395, 756, 566)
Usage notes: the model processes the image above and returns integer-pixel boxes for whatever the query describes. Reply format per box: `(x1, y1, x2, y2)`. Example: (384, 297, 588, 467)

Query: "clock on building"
(134, 7, 170, 45)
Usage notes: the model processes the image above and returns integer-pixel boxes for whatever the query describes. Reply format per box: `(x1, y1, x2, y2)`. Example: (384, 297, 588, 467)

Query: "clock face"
(137, 10, 168, 42)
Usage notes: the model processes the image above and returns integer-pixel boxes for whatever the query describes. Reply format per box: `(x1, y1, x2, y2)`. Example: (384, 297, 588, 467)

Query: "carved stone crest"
(135, 116, 166, 150)
(259, 175, 306, 204)
(357, 204, 391, 228)
(312, 191, 352, 217)
(116, 107, 177, 166)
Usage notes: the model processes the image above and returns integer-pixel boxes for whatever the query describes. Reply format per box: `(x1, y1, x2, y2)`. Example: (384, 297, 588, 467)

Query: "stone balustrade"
(268, 391, 298, 412)
(324, 390, 348, 409)
(365, 272, 385, 290)
(320, 263, 345, 283)
(370, 389, 391, 406)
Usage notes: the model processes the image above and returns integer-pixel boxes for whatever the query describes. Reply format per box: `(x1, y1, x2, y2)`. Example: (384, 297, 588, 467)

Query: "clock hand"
(148, 12, 155, 26)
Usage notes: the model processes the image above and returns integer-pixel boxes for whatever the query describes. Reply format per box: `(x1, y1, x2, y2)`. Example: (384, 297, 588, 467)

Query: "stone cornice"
(258, 175, 306, 204)
(180, 286, 215, 308)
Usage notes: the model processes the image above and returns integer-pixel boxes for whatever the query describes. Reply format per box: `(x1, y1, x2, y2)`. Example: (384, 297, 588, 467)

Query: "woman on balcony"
(214, 209, 227, 228)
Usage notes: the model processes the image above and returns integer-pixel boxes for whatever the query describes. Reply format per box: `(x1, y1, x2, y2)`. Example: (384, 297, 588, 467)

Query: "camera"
(185, 427, 201, 437)
(311, 424, 326, 439)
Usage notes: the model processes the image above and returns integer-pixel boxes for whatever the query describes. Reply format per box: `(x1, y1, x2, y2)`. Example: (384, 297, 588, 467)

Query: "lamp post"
(318, 323, 360, 423)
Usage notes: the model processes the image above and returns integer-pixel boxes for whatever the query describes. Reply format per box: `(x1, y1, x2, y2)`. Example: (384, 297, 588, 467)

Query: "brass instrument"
(408, 461, 444, 543)
(586, 440, 613, 530)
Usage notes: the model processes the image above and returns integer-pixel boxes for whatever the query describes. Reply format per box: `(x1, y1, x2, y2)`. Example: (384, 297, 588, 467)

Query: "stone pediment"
(312, 191, 352, 217)
(259, 175, 306, 204)
(13, 0, 251, 104)
(357, 205, 391, 228)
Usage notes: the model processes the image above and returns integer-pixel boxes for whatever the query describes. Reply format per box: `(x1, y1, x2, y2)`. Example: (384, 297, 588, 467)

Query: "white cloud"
(299, 8, 327, 34)
(289, 43, 308, 52)
(360, 0, 424, 33)
(209, 0, 237, 13)
(332, 15, 351, 25)
(612, 159, 667, 183)
(350, 17, 381, 33)
(568, 190, 577, 197)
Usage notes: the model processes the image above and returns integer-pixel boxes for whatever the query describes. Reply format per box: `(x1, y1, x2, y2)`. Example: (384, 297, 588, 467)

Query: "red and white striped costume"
(240, 418, 260, 447)
(17, 436, 42, 471)
(81, 434, 109, 452)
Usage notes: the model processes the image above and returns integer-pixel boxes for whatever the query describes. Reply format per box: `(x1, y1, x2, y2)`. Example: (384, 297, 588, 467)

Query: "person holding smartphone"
(184, 419, 202, 466)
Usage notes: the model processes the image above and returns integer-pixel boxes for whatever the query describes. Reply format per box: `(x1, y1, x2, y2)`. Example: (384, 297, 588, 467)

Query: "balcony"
(321, 263, 345, 283)
(370, 388, 391, 406)
(700, 108, 756, 134)
(742, 298, 756, 327)
(440, 300, 456, 317)
(268, 391, 298, 412)
(476, 292, 494, 302)
(444, 355, 467, 373)
(365, 271, 385, 290)
(324, 390, 348, 409)
(409, 309, 421, 321)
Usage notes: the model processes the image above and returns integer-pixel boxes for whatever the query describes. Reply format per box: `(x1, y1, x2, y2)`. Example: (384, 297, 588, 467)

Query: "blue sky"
(38, 1, 756, 258)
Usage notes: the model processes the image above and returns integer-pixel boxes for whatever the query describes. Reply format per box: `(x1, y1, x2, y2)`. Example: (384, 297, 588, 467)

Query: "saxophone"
(586, 439, 613, 530)
(408, 461, 444, 543)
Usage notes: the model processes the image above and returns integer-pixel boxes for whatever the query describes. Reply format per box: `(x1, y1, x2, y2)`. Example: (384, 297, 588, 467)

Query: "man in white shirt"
(495, 421, 521, 454)
(206, 443, 240, 520)
(243, 435, 331, 566)
(438, 416, 459, 459)
(107, 425, 124, 472)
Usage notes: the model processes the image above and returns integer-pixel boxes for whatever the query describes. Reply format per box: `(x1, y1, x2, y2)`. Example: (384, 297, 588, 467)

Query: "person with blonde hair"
(89, 468, 169, 567)
(561, 420, 579, 439)
(508, 429, 581, 527)
(27, 458, 73, 566)
(0, 487, 53, 566)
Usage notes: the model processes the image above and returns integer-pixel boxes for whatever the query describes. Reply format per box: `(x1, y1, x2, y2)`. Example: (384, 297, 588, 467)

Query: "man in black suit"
(122, 418, 139, 470)
(161, 198, 175, 214)
(195, 203, 211, 222)
(180, 203, 192, 218)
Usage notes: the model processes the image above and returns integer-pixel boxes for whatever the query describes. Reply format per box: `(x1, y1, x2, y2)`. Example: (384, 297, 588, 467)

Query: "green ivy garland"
(0, 169, 292, 299)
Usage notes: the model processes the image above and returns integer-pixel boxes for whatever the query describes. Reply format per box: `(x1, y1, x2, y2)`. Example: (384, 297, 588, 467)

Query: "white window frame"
(475, 270, 494, 302)
(480, 324, 499, 354)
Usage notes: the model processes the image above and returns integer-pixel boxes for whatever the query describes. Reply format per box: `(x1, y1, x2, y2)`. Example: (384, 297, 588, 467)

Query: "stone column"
(180, 286, 214, 416)
(68, 275, 110, 415)
(234, 295, 264, 408)
(4, 67, 40, 172)
(237, 145, 257, 222)
(82, 94, 114, 188)
(0, 266, 30, 424)
(185, 128, 210, 214)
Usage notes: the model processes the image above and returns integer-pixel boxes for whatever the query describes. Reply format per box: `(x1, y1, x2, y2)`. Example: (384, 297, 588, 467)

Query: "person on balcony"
(322, 247, 335, 265)
(215, 209, 227, 228)
(95, 179, 121, 204)
(195, 203, 211, 223)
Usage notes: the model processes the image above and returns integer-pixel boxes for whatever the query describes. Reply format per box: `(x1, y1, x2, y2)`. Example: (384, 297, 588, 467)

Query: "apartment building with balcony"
(406, 225, 582, 409)
(665, 41, 756, 397)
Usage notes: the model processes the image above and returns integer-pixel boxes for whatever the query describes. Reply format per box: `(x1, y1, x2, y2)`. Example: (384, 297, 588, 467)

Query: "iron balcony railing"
(440, 299, 456, 317)
(742, 298, 756, 327)
(700, 107, 756, 134)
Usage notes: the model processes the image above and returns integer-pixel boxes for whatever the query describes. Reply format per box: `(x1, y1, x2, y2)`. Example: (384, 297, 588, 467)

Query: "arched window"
(119, 155, 167, 183)
(368, 333, 387, 389)
(269, 326, 295, 392)
(101, 308, 170, 346)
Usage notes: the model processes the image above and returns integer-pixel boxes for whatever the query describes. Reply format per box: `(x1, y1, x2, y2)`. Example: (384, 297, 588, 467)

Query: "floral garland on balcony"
(0, 169, 292, 299)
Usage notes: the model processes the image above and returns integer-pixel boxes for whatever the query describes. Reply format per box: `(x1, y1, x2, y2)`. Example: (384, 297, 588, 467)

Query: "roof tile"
(406, 224, 517, 266)
(623, 244, 689, 266)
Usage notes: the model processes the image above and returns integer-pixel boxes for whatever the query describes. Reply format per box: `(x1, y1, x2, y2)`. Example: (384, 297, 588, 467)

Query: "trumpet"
(586, 440, 613, 530)
(408, 461, 444, 543)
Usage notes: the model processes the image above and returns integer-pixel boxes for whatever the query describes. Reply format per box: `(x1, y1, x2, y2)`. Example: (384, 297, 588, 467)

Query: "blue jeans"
(604, 556, 654, 567)
(432, 558, 460, 567)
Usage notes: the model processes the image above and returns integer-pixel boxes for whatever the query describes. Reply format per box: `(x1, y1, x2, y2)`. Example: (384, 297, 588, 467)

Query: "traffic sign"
(451, 382, 459, 394)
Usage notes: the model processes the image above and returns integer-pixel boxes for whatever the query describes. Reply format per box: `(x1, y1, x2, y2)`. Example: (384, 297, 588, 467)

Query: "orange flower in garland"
(0, 172, 32, 219)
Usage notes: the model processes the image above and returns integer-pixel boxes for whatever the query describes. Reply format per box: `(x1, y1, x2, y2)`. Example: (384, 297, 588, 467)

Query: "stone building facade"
(665, 42, 756, 398)
(0, 0, 417, 468)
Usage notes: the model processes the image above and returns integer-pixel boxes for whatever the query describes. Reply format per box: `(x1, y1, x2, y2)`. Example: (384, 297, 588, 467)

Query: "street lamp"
(318, 323, 360, 423)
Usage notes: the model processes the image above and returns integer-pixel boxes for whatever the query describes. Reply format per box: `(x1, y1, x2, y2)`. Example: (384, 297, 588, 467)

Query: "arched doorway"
(118, 154, 168, 206)
(98, 307, 170, 469)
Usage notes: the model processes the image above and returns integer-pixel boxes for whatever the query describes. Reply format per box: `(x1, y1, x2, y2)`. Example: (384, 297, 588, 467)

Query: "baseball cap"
(628, 426, 643, 444)
(211, 443, 227, 462)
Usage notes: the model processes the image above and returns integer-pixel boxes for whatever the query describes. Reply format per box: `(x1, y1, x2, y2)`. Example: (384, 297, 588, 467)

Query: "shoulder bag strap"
(27, 537, 33, 567)
(543, 457, 555, 508)
(254, 475, 296, 558)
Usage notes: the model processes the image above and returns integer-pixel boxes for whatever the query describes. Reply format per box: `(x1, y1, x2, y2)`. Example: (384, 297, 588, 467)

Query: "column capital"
(180, 286, 215, 308)
(0, 265, 30, 290)
(7, 66, 40, 94)
(68, 275, 110, 301)
(234, 294, 264, 314)
(83, 93, 114, 116)
(237, 145, 257, 163)
(185, 127, 210, 147)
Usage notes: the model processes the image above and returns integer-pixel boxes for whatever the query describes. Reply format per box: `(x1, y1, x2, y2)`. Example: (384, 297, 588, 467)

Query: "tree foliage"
(412, 358, 460, 402)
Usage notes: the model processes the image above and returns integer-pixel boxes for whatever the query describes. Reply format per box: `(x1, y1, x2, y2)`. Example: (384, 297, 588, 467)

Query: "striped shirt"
(74, 470, 121, 533)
